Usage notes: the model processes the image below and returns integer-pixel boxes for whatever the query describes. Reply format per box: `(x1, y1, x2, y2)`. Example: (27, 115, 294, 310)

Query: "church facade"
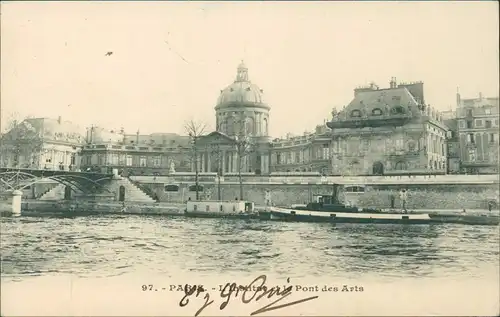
(193, 62, 272, 175)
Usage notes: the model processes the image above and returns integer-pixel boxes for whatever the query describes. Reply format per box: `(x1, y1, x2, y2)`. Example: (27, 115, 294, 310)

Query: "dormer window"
(351, 110, 362, 118)
(246, 87, 251, 91)
(372, 108, 383, 116)
(230, 88, 234, 92)
(391, 106, 405, 114)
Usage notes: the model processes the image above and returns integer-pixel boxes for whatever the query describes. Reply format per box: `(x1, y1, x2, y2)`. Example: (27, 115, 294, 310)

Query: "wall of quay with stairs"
(36, 177, 155, 203)
(129, 174, 499, 210)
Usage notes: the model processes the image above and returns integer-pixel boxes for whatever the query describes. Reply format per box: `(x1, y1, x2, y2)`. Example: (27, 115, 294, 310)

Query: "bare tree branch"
(184, 119, 207, 201)
(233, 118, 255, 200)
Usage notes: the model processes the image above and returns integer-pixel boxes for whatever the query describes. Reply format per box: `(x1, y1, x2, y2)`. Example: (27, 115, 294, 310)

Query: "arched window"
(245, 117, 254, 135)
(407, 141, 416, 152)
(227, 117, 234, 135)
(263, 117, 268, 135)
(371, 108, 383, 116)
(351, 110, 362, 118)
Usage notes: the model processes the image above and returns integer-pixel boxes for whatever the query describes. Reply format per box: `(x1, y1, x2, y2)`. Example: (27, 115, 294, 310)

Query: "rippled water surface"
(1, 214, 499, 316)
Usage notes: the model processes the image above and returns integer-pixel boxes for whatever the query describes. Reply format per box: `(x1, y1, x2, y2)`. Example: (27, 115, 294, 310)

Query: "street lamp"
(210, 138, 222, 201)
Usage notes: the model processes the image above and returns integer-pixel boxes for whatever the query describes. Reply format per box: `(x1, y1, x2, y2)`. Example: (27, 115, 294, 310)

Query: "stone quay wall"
(131, 175, 499, 210)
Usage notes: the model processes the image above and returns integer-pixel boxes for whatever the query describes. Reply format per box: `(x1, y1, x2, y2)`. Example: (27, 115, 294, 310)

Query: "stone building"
(443, 118, 461, 174)
(0, 117, 84, 170)
(269, 124, 332, 174)
(326, 78, 449, 175)
(456, 92, 499, 174)
(80, 126, 191, 175)
(193, 61, 272, 175)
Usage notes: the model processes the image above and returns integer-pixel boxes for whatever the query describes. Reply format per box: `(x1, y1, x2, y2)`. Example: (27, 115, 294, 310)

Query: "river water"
(1, 214, 499, 316)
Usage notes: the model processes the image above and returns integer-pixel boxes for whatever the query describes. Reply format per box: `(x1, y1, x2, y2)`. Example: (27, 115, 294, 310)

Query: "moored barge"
(184, 200, 260, 219)
(259, 184, 499, 226)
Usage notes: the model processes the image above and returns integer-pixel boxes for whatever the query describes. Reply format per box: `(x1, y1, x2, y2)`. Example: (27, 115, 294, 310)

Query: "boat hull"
(259, 207, 500, 226)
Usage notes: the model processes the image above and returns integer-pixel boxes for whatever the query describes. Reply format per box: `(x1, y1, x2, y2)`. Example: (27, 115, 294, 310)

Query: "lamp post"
(210, 137, 222, 201)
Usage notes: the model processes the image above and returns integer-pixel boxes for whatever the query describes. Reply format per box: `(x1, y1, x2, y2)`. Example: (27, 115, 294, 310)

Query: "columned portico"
(221, 150, 226, 174)
(207, 151, 211, 172)
(232, 151, 238, 173)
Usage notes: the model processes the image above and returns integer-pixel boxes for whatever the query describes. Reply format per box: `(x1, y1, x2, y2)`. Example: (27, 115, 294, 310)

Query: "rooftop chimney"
(389, 77, 397, 89)
(479, 92, 483, 100)
(57, 116, 62, 124)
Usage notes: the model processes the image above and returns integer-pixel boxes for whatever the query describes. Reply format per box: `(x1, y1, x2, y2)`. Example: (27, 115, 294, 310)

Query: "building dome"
(215, 61, 269, 110)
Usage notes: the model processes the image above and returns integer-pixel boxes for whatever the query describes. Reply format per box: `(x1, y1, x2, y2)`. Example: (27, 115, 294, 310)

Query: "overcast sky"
(1, 1, 498, 138)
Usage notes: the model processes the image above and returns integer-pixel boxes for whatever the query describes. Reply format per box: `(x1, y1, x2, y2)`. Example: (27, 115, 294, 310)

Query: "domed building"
(215, 61, 270, 139)
(194, 61, 272, 175)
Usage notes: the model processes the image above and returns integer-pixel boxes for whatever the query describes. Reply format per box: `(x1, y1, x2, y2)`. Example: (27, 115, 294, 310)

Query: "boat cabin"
(186, 200, 255, 214)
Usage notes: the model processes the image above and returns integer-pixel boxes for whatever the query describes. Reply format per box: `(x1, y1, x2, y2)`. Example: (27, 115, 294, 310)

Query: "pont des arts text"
(168, 284, 364, 293)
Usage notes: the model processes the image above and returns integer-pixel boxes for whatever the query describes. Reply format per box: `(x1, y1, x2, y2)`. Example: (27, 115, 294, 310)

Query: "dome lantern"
(235, 60, 249, 82)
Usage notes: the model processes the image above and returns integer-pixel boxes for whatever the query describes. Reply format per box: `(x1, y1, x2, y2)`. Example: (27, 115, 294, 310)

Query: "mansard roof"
(343, 87, 422, 118)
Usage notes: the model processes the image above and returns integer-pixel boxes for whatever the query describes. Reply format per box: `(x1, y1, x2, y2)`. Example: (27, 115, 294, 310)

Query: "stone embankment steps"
(111, 177, 156, 203)
(36, 177, 156, 203)
(39, 184, 65, 200)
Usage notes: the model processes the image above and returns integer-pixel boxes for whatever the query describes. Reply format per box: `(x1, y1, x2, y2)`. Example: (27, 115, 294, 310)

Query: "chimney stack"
(389, 77, 397, 89)
(479, 92, 483, 100)
(57, 116, 62, 124)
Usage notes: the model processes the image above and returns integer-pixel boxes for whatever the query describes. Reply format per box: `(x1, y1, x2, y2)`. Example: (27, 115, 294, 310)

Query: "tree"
(184, 119, 206, 201)
(234, 119, 254, 200)
(209, 135, 223, 201)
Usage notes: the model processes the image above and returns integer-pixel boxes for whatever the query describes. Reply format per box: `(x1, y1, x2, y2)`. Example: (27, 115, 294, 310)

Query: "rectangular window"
(153, 156, 161, 167)
(466, 120, 473, 129)
(119, 154, 126, 165)
(126, 155, 133, 166)
(485, 120, 492, 128)
(490, 133, 497, 143)
(475, 119, 483, 127)
(111, 154, 119, 165)
(467, 134, 475, 144)
(276, 153, 281, 165)
(140, 156, 147, 167)
(466, 109, 473, 116)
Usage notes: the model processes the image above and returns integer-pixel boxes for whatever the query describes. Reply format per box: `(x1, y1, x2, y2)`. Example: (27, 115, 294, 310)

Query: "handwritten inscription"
(178, 275, 319, 316)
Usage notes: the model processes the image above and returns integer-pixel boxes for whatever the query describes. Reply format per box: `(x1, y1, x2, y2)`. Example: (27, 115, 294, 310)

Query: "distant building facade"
(326, 78, 449, 175)
(456, 92, 499, 174)
(269, 125, 332, 174)
(0, 117, 84, 170)
(80, 127, 191, 175)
